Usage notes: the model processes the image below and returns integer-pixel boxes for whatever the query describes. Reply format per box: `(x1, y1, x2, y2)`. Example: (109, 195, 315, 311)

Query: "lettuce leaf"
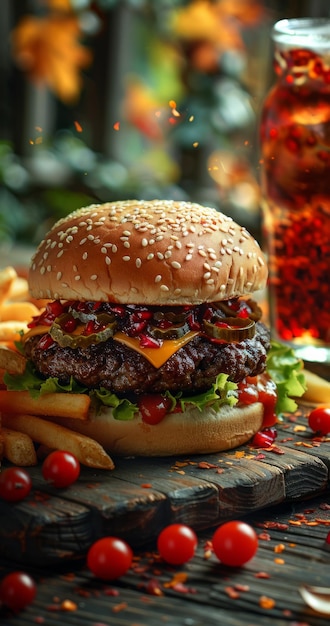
(92, 388, 138, 421)
(169, 373, 238, 413)
(267, 341, 306, 414)
(4, 362, 87, 398)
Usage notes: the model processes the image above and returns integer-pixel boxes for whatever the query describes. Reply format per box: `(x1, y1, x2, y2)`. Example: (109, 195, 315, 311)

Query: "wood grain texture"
(0, 404, 329, 566)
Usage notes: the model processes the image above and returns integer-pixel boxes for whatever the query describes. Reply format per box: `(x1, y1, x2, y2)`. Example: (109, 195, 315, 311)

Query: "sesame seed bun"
(29, 200, 267, 305)
(48, 401, 264, 456)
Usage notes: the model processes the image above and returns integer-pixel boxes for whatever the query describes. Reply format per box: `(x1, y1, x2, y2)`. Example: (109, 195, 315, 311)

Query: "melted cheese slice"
(22, 325, 199, 369)
(22, 325, 52, 343)
(113, 331, 199, 368)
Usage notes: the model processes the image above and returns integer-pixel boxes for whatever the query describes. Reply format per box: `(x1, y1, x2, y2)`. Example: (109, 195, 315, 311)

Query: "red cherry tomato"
(87, 537, 133, 580)
(0, 467, 32, 502)
(157, 523, 198, 565)
(212, 520, 258, 567)
(0, 571, 36, 612)
(42, 450, 80, 488)
(308, 406, 330, 435)
(138, 394, 173, 425)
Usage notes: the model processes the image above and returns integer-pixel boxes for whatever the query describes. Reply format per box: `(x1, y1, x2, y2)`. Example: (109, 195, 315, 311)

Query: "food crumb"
(259, 595, 276, 609)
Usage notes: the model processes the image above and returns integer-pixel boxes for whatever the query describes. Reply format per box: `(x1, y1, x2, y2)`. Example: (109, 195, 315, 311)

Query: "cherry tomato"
(157, 523, 198, 565)
(0, 467, 32, 502)
(212, 520, 258, 567)
(138, 394, 173, 425)
(87, 537, 133, 580)
(308, 406, 330, 435)
(42, 450, 80, 488)
(0, 571, 36, 612)
(251, 427, 277, 448)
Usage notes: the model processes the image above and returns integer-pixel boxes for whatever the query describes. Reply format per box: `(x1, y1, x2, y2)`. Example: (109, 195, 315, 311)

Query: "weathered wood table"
(1, 402, 330, 625)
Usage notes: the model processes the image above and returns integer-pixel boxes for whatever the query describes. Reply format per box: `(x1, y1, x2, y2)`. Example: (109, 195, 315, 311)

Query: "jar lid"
(272, 18, 330, 51)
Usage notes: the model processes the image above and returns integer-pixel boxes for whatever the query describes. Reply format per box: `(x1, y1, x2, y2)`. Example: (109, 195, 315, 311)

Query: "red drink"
(260, 18, 330, 364)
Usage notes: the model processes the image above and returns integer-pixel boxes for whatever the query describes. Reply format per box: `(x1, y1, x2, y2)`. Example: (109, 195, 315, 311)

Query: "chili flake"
(274, 543, 286, 553)
(259, 595, 276, 609)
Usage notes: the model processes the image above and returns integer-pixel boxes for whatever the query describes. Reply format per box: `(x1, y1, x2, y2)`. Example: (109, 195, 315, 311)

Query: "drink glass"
(260, 18, 330, 365)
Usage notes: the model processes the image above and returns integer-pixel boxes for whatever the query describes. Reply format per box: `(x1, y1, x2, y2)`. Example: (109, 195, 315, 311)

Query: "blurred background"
(0, 0, 329, 255)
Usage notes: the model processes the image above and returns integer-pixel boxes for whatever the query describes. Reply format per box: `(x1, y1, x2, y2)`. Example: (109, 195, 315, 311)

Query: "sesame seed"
(123, 230, 131, 236)
(123, 241, 130, 248)
(112, 244, 118, 253)
(198, 249, 207, 257)
(74, 275, 81, 281)
(90, 275, 98, 281)
(136, 258, 142, 268)
(164, 250, 172, 259)
(185, 254, 193, 261)
(147, 253, 154, 260)
(56, 272, 62, 280)
(226, 248, 232, 255)
(157, 252, 164, 260)
(57, 250, 64, 258)
(206, 278, 215, 285)
(87, 234, 94, 241)
(155, 275, 162, 283)
(80, 238, 87, 245)
(141, 238, 148, 247)
(149, 239, 155, 245)
(203, 272, 211, 280)
(171, 261, 181, 269)
(160, 284, 169, 292)
(101, 247, 107, 254)
(123, 256, 130, 262)
(105, 256, 111, 265)
(258, 256, 265, 266)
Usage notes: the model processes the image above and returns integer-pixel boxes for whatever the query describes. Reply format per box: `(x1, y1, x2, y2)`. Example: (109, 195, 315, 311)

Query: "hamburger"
(9, 200, 278, 456)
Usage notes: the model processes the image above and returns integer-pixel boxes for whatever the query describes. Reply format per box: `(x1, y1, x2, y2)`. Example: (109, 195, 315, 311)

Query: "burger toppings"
(23, 296, 262, 353)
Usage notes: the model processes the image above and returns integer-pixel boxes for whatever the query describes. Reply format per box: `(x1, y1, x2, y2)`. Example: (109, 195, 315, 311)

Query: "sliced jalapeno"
(50, 312, 117, 348)
(203, 317, 255, 342)
(149, 321, 191, 340)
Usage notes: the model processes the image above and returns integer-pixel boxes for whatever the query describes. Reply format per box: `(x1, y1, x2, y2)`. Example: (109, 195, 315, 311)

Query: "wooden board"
(1, 403, 330, 566)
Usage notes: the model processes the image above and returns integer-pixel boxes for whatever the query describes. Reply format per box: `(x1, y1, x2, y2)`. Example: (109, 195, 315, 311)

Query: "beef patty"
(25, 322, 270, 396)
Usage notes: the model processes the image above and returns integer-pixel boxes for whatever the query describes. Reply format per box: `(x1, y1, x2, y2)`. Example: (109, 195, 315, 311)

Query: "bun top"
(29, 200, 267, 305)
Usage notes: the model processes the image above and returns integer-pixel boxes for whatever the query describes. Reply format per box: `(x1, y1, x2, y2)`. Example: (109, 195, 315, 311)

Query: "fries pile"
(0, 267, 114, 470)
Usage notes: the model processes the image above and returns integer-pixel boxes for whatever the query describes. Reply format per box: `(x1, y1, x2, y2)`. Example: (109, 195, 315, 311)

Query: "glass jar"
(260, 18, 330, 365)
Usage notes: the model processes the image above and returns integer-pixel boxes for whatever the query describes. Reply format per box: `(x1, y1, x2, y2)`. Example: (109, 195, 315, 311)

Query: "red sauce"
(238, 374, 277, 428)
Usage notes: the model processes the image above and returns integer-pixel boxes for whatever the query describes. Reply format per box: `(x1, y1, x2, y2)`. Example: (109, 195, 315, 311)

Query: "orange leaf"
(11, 15, 92, 103)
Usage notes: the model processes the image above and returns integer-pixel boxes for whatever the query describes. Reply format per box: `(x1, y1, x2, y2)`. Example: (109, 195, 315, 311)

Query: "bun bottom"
(50, 402, 264, 456)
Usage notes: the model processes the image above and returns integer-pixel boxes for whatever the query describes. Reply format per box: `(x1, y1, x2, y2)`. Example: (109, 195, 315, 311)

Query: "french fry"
(2, 427, 37, 466)
(2, 414, 114, 469)
(0, 320, 28, 342)
(302, 369, 330, 404)
(0, 346, 26, 374)
(0, 301, 40, 322)
(0, 390, 90, 420)
(0, 267, 17, 305)
(7, 276, 29, 301)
